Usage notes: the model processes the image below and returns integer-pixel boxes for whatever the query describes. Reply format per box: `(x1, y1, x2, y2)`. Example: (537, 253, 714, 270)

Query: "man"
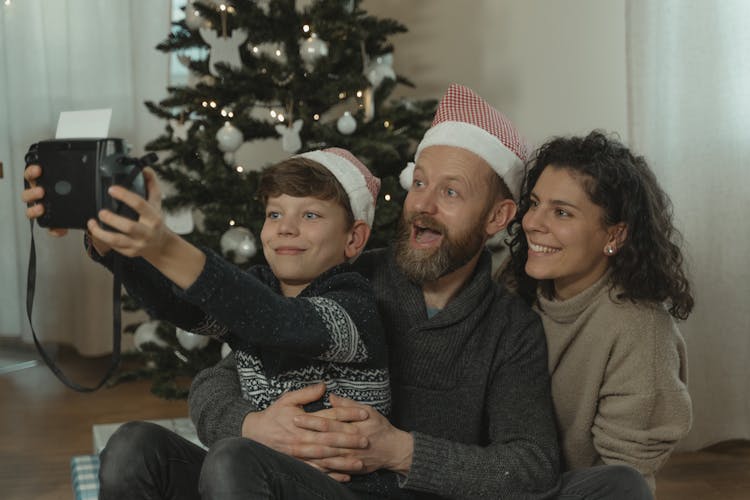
(99, 84, 561, 499)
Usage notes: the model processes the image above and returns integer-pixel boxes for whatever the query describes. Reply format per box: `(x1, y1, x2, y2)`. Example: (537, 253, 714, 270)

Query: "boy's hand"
(21, 164, 67, 237)
(86, 167, 169, 260)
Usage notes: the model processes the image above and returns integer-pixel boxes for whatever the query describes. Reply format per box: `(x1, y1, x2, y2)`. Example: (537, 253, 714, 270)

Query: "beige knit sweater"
(536, 272, 691, 492)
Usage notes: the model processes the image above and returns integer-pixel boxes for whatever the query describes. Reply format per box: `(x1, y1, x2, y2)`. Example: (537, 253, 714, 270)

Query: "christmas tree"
(116, 0, 436, 399)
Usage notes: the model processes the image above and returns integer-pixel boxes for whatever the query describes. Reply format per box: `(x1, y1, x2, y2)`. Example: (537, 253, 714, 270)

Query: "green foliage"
(122, 0, 435, 399)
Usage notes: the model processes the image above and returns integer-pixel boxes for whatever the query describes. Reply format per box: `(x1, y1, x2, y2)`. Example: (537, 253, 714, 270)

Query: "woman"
(503, 131, 693, 495)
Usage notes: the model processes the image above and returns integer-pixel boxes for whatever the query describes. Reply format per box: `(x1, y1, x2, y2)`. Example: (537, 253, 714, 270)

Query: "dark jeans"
(98, 421, 382, 500)
(556, 465, 654, 500)
(99, 421, 653, 500)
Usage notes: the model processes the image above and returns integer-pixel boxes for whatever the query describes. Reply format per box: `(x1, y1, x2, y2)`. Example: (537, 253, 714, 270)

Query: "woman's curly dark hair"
(504, 130, 694, 320)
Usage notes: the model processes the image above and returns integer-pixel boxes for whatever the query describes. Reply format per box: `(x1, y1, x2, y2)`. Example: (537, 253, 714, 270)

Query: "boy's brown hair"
(258, 157, 355, 228)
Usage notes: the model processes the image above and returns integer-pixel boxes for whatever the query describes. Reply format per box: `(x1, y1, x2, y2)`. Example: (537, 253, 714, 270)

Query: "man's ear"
(344, 221, 371, 259)
(485, 198, 517, 237)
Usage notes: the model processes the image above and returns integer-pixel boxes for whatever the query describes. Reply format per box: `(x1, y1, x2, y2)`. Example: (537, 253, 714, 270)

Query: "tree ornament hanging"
(133, 321, 168, 351)
(164, 206, 195, 235)
(364, 53, 396, 88)
(200, 27, 249, 77)
(275, 119, 303, 153)
(216, 121, 244, 164)
(220, 226, 258, 264)
(336, 111, 357, 135)
(176, 328, 211, 351)
(169, 118, 193, 142)
(299, 33, 329, 71)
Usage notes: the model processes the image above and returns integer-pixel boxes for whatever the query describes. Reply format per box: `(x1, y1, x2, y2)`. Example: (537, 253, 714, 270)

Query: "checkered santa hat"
(400, 83, 528, 200)
(296, 147, 380, 226)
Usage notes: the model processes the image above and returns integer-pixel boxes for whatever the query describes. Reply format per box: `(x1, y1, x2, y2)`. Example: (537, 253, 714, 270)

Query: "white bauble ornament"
(220, 226, 258, 264)
(133, 321, 168, 350)
(336, 111, 357, 135)
(216, 122, 244, 152)
(221, 342, 232, 358)
(184, 3, 206, 30)
(364, 53, 396, 88)
(176, 328, 211, 351)
(164, 206, 195, 235)
(275, 119, 303, 153)
(299, 33, 329, 71)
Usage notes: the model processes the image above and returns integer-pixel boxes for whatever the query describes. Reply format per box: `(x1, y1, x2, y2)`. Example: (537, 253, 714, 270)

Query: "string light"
(209, 101, 217, 108)
(313, 113, 320, 121)
(202, 101, 209, 107)
(270, 110, 278, 118)
(219, 4, 227, 11)
(384, 194, 392, 201)
(275, 49, 282, 57)
(356, 90, 363, 98)
(338, 92, 346, 99)
(229, 219, 236, 226)
(235, 166, 244, 173)
(252, 46, 260, 54)
(383, 120, 391, 128)
(277, 114, 285, 122)
(302, 24, 311, 33)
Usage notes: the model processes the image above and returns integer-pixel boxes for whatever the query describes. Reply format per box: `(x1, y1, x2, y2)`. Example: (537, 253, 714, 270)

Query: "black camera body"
(25, 138, 150, 229)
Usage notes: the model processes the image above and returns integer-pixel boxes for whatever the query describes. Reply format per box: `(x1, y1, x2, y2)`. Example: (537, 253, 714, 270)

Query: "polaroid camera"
(24, 138, 153, 229)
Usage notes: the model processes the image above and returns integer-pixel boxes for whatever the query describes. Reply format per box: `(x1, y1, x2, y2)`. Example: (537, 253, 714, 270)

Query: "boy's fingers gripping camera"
(25, 139, 154, 229)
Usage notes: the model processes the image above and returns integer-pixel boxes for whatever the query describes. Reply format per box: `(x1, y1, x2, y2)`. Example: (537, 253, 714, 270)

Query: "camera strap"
(26, 220, 123, 392)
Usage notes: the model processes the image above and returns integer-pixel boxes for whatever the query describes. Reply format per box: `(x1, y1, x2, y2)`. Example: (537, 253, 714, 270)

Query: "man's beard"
(394, 212, 486, 284)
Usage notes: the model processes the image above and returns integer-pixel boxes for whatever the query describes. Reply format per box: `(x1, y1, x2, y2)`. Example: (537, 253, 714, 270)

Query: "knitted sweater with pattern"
(190, 247, 561, 499)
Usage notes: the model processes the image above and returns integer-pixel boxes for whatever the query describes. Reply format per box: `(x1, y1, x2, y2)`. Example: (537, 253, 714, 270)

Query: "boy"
(23, 148, 397, 497)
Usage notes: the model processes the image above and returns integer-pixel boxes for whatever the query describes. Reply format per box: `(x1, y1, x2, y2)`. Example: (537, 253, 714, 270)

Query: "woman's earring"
(606, 247, 615, 255)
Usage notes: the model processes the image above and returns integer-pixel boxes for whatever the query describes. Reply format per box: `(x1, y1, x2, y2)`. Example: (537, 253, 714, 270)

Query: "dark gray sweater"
(190, 247, 561, 499)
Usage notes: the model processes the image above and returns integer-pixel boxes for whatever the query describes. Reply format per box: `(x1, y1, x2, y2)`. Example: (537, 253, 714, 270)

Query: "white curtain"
(0, 0, 170, 355)
(627, 1, 750, 450)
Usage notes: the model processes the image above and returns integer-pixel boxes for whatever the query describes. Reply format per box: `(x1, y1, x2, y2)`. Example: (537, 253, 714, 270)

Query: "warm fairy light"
(384, 194, 392, 201)
(219, 4, 227, 11)
(252, 46, 260, 54)
(356, 90, 363, 98)
(338, 92, 346, 99)
(202, 101, 209, 107)
(229, 219, 236, 226)
(209, 101, 217, 108)
(270, 110, 277, 118)
(275, 49, 282, 57)
(277, 114, 285, 122)
(302, 24, 310, 33)
(383, 120, 391, 128)
(313, 113, 320, 121)
(235, 166, 244, 173)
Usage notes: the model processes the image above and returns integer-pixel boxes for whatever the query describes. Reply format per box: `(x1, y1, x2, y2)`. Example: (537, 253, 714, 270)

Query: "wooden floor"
(1, 344, 749, 500)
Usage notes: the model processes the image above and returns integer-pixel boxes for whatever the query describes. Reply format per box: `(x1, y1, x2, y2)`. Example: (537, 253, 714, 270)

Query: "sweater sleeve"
(403, 312, 561, 499)
(84, 235, 208, 331)
(188, 352, 256, 447)
(178, 249, 378, 363)
(592, 308, 692, 490)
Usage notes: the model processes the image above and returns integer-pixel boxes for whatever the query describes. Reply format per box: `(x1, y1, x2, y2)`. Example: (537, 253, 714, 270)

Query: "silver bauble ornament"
(176, 328, 211, 351)
(336, 111, 357, 135)
(220, 226, 258, 264)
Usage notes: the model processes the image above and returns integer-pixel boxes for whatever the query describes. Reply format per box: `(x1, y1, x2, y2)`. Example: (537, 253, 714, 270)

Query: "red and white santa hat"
(296, 147, 380, 226)
(400, 83, 528, 200)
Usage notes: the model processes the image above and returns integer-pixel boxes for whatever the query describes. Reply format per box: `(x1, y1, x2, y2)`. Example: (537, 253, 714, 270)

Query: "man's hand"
(241, 384, 371, 481)
(295, 394, 414, 478)
(21, 164, 69, 238)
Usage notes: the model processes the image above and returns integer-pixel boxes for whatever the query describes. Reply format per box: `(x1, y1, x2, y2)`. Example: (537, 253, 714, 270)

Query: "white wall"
(363, 0, 628, 149)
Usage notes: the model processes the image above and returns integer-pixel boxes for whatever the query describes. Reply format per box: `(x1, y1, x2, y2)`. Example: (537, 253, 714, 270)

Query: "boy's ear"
(485, 198, 517, 237)
(344, 221, 371, 259)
